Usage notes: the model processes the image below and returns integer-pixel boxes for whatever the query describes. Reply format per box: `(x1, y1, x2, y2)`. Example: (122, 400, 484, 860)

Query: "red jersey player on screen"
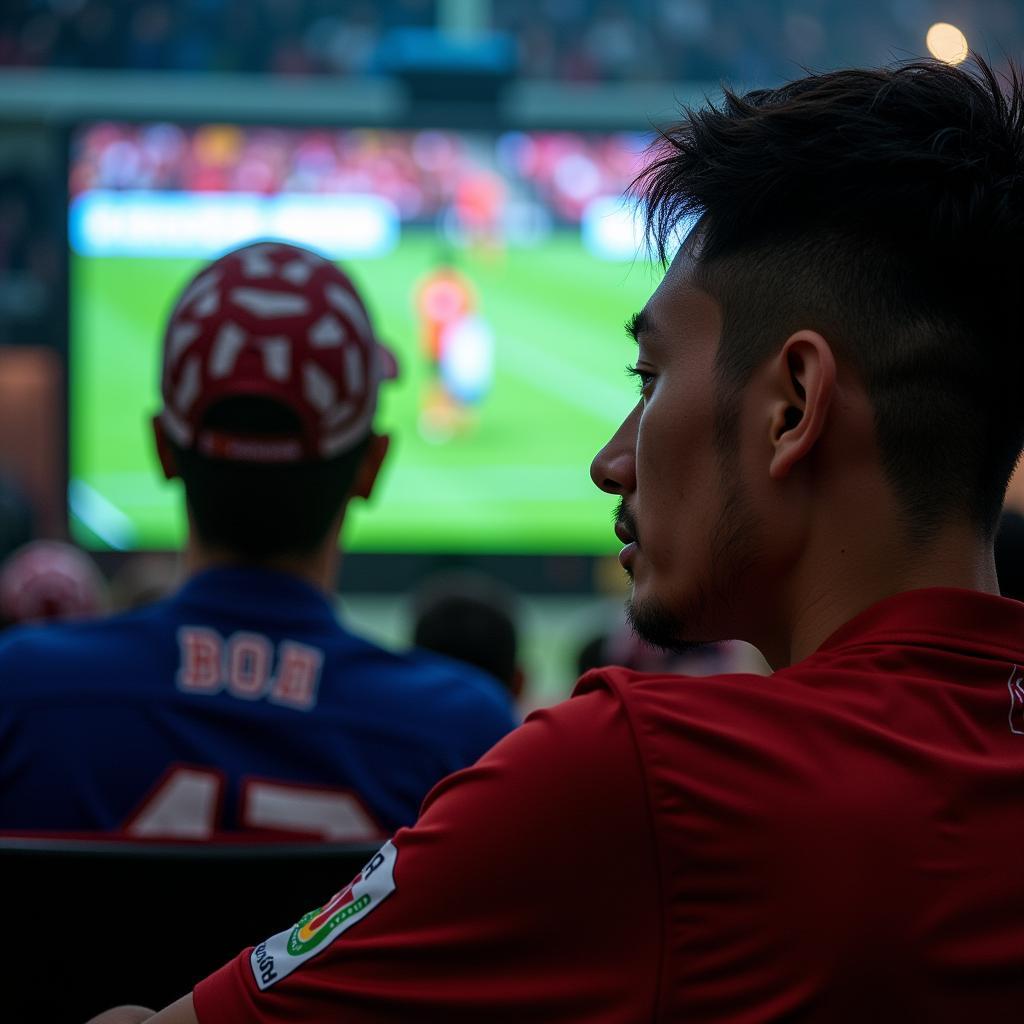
(453, 167, 507, 259)
(94, 56, 1024, 1024)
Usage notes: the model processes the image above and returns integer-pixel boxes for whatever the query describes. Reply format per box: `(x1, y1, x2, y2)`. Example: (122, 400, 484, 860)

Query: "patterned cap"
(157, 241, 397, 463)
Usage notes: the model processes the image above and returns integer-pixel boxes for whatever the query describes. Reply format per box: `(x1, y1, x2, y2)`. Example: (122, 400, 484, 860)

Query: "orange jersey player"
(415, 264, 477, 367)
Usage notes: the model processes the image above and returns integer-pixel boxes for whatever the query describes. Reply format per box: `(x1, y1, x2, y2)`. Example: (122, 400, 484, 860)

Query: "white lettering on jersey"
(270, 641, 324, 710)
(176, 627, 324, 710)
(227, 632, 273, 699)
(177, 627, 224, 692)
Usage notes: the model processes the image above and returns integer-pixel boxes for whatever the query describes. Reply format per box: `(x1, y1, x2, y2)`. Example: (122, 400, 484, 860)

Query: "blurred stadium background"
(0, 0, 1020, 706)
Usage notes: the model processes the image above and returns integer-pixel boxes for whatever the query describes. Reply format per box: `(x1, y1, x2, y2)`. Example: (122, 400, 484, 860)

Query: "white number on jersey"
(124, 767, 381, 841)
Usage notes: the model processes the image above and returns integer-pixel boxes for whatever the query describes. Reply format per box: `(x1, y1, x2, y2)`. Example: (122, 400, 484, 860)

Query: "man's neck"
(183, 541, 340, 596)
(761, 519, 999, 670)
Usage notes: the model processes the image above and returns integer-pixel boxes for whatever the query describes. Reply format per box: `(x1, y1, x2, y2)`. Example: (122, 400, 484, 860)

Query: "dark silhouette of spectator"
(575, 629, 607, 676)
(412, 571, 524, 700)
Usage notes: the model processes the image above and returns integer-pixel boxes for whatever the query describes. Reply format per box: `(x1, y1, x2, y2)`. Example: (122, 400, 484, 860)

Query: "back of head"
(635, 58, 1024, 538)
(412, 573, 520, 693)
(155, 241, 397, 561)
(171, 396, 371, 561)
(0, 540, 107, 628)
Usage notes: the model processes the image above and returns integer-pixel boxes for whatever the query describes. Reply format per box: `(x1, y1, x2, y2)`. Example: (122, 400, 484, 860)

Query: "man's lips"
(613, 500, 639, 570)
(614, 520, 638, 571)
(614, 521, 637, 546)
(617, 541, 637, 571)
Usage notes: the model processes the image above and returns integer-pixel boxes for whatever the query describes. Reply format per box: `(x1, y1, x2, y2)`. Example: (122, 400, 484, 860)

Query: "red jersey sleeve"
(193, 679, 663, 1023)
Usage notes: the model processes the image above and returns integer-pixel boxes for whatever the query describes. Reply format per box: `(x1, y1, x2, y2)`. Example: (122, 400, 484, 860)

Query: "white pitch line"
(497, 331, 635, 425)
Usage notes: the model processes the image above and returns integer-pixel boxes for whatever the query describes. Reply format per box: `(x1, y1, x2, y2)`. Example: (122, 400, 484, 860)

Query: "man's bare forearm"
(85, 994, 196, 1024)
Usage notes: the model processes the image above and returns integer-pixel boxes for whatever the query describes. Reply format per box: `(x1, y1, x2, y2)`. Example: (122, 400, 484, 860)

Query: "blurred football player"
(414, 261, 493, 441)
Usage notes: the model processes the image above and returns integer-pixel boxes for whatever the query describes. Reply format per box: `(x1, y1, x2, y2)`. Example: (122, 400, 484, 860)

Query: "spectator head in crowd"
(411, 571, 524, 698)
(153, 240, 395, 591)
(0, 539, 107, 628)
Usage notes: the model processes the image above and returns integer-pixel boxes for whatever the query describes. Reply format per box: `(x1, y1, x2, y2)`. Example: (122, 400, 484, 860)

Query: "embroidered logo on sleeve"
(1009, 666, 1024, 736)
(250, 840, 398, 990)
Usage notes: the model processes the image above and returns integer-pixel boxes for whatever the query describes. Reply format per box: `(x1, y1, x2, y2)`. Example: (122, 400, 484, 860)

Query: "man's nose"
(590, 411, 638, 495)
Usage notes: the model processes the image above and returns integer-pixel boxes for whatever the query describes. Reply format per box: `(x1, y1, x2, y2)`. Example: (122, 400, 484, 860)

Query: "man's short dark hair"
(635, 58, 1024, 538)
(172, 396, 370, 561)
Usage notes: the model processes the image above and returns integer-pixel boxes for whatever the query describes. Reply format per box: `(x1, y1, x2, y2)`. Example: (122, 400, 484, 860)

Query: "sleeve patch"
(250, 840, 398, 991)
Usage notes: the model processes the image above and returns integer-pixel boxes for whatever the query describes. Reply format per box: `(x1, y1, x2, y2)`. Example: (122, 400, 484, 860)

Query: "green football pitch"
(69, 233, 660, 554)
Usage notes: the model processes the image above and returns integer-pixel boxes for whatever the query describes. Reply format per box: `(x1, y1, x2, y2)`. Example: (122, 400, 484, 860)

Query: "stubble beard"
(626, 465, 760, 655)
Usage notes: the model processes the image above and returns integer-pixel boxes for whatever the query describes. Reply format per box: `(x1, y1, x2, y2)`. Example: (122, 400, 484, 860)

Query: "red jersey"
(195, 588, 1024, 1022)
(415, 271, 475, 362)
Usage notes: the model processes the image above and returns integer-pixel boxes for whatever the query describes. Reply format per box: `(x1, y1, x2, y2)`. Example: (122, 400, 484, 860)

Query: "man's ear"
(152, 416, 180, 481)
(767, 331, 837, 481)
(350, 433, 391, 500)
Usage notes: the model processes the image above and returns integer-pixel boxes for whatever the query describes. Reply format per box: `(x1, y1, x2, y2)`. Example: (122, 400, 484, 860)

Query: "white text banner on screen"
(69, 191, 401, 259)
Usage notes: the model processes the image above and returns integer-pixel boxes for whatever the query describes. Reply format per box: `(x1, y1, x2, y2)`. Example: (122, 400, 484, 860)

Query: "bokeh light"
(926, 23, 969, 65)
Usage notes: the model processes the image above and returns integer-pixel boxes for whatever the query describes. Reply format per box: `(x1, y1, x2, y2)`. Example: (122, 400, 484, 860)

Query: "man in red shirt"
(95, 56, 1024, 1024)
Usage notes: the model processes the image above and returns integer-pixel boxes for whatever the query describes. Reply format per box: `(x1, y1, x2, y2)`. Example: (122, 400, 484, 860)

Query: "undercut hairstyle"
(634, 58, 1024, 538)
(171, 397, 371, 561)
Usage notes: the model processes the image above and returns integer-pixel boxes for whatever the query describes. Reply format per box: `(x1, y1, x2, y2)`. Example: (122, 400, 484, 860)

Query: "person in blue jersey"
(0, 241, 518, 840)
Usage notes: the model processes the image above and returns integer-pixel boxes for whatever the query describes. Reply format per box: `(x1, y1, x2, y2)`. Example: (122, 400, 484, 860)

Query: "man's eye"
(626, 365, 655, 395)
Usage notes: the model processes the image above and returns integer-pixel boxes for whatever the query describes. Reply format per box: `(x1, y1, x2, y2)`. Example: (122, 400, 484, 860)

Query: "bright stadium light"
(926, 23, 969, 65)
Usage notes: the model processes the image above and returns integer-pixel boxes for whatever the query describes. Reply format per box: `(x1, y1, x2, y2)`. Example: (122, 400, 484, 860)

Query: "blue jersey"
(0, 566, 517, 839)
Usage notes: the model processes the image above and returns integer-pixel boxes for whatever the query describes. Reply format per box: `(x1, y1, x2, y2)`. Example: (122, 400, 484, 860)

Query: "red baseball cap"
(156, 241, 397, 463)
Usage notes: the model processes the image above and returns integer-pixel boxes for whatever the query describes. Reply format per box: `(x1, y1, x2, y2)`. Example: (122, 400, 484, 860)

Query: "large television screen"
(68, 121, 659, 554)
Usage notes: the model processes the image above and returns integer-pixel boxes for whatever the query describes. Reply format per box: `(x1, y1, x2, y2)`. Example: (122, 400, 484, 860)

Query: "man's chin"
(626, 592, 703, 655)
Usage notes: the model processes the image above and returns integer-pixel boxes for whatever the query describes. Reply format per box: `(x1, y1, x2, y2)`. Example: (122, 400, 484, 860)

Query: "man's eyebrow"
(625, 310, 649, 343)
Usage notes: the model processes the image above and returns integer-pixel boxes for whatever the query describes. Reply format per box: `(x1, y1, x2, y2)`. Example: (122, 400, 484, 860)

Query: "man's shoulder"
(570, 663, 821, 761)
(338, 635, 516, 720)
(0, 604, 169, 689)
(575, 663, 775, 712)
